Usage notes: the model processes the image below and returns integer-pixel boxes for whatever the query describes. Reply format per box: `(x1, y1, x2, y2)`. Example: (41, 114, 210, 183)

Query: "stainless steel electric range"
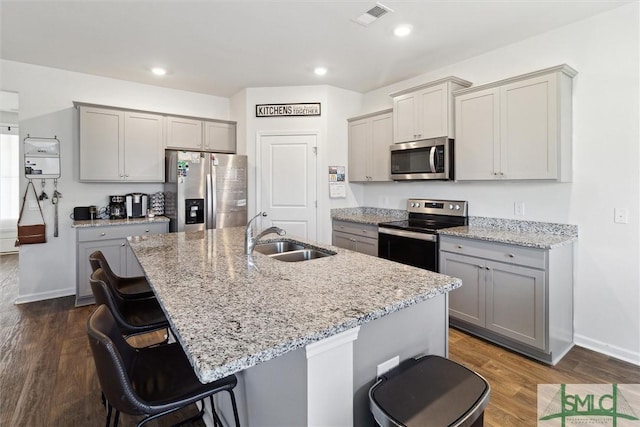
(378, 199, 468, 272)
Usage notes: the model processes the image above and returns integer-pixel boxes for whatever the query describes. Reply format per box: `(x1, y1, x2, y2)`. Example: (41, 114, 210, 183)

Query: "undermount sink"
(254, 241, 306, 255)
(270, 249, 335, 262)
(254, 239, 336, 262)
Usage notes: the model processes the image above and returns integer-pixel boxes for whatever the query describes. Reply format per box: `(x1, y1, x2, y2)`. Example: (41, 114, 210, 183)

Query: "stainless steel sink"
(269, 249, 335, 262)
(253, 239, 336, 262)
(254, 241, 306, 255)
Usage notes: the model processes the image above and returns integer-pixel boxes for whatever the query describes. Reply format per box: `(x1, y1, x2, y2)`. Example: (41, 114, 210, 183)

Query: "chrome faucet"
(244, 212, 286, 255)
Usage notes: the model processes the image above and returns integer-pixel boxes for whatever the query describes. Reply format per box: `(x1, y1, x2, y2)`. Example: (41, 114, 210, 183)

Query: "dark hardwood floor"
(1, 252, 639, 426)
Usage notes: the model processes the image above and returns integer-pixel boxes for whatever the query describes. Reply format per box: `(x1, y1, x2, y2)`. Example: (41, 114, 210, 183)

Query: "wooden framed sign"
(256, 102, 321, 117)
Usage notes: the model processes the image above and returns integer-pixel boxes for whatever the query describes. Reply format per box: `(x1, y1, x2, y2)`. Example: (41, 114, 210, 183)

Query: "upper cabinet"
(165, 116, 203, 150)
(454, 65, 577, 182)
(78, 102, 237, 183)
(166, 116, 237, 153)
(203, 121, 236, 153)
(390, 77, 472, 143)
(79, 106, 164, 182)
(348, 109, 393, 182)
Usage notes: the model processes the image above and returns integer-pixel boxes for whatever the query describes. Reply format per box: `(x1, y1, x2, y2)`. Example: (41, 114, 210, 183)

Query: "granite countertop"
(331, 207, 407, 225)
(128, 227, 460, 383)
(72, 216, 169, 228)
(439, 216, 578, 249)
(332, 209, 578, 249)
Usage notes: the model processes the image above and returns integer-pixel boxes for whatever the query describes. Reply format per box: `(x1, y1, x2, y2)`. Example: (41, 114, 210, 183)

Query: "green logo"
(539, 384, 640, 426)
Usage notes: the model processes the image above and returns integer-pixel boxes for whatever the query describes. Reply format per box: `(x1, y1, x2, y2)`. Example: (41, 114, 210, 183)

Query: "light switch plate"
(614, 208, 629, 224)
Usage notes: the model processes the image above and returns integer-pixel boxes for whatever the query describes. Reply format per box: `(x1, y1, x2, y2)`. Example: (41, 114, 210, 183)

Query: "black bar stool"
(87, 304, 241, 427)
(369, 355, 490, 427)
(89, 250, 154, 300)
(90, 268, 169, 339)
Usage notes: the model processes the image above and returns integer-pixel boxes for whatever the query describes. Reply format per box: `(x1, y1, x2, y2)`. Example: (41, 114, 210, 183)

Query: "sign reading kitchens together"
(256, 103, 321, 117)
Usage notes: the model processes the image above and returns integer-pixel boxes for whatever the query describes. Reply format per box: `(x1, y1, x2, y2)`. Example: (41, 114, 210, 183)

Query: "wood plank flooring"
(1, 252, 639, 426)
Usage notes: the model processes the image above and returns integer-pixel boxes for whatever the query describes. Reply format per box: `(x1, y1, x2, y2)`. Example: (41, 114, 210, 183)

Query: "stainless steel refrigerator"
(164, 150, 247, 232)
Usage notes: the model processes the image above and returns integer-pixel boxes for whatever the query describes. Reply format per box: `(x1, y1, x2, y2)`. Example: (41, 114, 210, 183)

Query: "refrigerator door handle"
(206, 172, 215, 229)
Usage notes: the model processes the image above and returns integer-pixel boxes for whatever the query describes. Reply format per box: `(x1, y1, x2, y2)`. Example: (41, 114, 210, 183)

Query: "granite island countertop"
(128, 227, 461, 383)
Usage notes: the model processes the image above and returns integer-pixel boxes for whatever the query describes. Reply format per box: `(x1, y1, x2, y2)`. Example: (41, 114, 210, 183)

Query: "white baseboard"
(14, 287, 75, 305)
(574, 333, 640, 366)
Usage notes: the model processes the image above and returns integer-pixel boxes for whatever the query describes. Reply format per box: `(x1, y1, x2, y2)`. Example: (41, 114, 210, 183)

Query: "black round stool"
(369, 355, 490, 427)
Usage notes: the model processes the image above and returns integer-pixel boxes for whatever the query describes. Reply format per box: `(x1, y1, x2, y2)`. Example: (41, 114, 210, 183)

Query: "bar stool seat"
(90, 268, 169, 338)
(369, 355, 490, 427)
(89, 250, 154, 300)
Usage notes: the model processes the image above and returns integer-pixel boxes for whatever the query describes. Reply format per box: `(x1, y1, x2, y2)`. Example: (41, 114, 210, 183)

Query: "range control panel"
(406, 199, 468, 217)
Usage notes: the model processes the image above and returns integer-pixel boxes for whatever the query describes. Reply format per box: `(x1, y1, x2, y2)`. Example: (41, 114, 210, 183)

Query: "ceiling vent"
(352, 3, 393, 27)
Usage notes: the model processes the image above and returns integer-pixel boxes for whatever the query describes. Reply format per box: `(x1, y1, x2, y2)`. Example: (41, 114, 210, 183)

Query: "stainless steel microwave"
(390, 137, 453, 181)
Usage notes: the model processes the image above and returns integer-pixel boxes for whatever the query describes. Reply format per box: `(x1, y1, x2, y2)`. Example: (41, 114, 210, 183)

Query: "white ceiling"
(0, 1, 631, 98)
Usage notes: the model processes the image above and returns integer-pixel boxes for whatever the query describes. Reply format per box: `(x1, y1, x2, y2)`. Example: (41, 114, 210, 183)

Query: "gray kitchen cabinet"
(348, 109, 392, 182)
(165, 116, 203, 150)
(390, 77, 471, 144)
(79, 105, 164, 182)
(75, 222, 168, 306)
(332, 220, 378, 256)
(166, 116, 236, 153)
(440, 235, 573, 365)
(203, 120, 236, 153)
(454, 64, 577, 182)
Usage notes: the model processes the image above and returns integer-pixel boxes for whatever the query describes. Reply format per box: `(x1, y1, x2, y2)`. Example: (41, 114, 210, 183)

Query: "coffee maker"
(108, 195, 126, 219)
(126, 193, 148, 218)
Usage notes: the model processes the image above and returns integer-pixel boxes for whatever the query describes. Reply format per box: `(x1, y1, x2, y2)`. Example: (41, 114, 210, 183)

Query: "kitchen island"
(128, 227, 461, 426)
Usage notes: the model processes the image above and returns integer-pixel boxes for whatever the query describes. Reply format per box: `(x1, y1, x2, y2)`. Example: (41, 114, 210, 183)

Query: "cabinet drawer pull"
(457, 245, 463, 249)
(121, 243, 126, 247)
(145, 229, 150, 233)
(507, 253, 515, 258)
(478, 265, 484, 269)
(100, 232, 106, 236)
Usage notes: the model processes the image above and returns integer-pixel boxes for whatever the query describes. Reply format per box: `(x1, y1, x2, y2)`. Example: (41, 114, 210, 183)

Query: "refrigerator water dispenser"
(185, 199, 204, 225)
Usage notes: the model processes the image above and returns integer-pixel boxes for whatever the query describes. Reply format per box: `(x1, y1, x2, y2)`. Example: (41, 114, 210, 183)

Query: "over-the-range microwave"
(390, 137, 453, 181)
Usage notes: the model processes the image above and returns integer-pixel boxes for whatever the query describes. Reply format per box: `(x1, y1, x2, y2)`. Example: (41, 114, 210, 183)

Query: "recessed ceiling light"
(314, 67, 328, 76)
(394, 24, 413, 37)
(151, 67, 167, 76)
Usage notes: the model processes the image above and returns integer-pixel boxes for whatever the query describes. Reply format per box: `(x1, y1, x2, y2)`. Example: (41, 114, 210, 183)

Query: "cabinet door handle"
(145, 229, 150, 233)
(478, 265, 484, 269)
(507, 253, 515, 258)
(100, 232, 106, 236)
(457, 245, 463, 249)
(485, 266, 491, 270)
(121, 243, 126, 247)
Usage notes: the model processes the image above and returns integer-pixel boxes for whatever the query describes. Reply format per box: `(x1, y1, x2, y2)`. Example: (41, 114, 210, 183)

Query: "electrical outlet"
(614, 208, 629, 224)
(377, 356, 399, 378)
(514, 201, 525, 217)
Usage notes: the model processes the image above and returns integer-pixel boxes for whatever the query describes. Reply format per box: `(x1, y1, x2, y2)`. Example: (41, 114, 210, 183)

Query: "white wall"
(358, 4, 640, 364)
(0, 59, 231, 303)
(232, 85, 362, 244)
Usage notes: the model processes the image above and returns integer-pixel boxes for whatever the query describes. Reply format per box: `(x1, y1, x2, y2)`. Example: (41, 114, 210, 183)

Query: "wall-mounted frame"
(24, 136, 60, 179)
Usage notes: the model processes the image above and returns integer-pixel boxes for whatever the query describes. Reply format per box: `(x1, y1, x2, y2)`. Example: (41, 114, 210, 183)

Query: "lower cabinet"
(332, 220, 378, 256)
(75, 222, 168, 306)
(440, 235, 574, 365)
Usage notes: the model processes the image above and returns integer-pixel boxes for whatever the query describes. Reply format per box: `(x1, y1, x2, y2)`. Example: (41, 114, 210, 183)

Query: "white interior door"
(259, 132, 317, 240)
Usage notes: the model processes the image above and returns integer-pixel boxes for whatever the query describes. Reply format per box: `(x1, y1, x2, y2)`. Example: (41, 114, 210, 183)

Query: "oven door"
(378, 228, 439, 272)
